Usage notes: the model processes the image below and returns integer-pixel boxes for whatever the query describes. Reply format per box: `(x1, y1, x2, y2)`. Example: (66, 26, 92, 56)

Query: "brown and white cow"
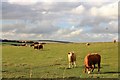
(34, 44, 43, 50)
(86, 43, 90, 46)
(30, 43, 34, 47)
(38, 44, 44, 50)
(68, 52, 76, 68)
(84, 53, 101, 74)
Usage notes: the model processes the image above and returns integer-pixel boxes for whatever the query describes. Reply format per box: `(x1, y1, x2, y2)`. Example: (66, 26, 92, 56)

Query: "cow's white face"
(87, 68, 91, 74)
(88, 71, 91, 74)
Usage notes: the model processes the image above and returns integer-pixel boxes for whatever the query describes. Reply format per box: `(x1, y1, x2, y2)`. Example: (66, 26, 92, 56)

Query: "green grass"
(2, 42, 119, 78)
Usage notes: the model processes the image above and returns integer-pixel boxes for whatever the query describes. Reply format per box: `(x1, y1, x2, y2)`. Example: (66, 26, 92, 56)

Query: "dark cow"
(84, 53, 101, 74)
(34, 44, 43, 50)
(30, 43, 34, 47)
(113, 40, 117, 43)
(68, 52, 76, 68)
(86, 43, 90, 46)
(38, 44, 44, 50)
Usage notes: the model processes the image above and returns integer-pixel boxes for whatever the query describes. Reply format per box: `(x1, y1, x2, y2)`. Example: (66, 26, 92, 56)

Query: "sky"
(1, 0, 119, 42)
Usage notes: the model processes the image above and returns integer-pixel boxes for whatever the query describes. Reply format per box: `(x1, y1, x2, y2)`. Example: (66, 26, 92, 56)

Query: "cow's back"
(84, 53, 101, 66)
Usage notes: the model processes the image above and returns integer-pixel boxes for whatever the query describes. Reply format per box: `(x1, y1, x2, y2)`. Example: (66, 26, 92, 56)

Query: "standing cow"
(113, 40, 117, 43)
(34, 44, 43, 50)
(38, 44, 44, 50)
(84, 53, 101, 74)
(86, 43, 90, 46)
(68, 52, 76, 68)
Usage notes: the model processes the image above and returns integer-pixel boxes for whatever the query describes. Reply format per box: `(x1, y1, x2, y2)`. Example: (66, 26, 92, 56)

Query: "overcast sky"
(1, 0, 119, 42)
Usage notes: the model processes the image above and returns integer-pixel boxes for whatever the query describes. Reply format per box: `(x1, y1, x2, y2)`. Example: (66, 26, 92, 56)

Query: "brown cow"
(34, 44, 43, 50)
(38, 44, 44, 50)
(113, 40, 117, 43)
(30, 43, 34, 47)
(84, 53, 101, 74)
(68, 52, 76, 68)
(86, 43, 90, 46)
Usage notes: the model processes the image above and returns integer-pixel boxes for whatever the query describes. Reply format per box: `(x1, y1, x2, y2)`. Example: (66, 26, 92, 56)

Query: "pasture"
(1, 42, 119, 79)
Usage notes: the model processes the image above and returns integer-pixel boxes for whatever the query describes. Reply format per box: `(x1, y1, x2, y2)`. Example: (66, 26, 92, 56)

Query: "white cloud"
(70, 29, 82, 35)
(56, 28, 83, 38)
(90, 2, 118, 19)
(108, 21, 118, 32)
(7, 0, 38, 5)
(71, 5, 85, 14)
(42, 11, 47, 14)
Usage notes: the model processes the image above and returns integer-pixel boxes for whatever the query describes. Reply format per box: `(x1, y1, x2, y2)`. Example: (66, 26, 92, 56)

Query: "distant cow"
(68, 52, 76, 68)
(86, 43, 90, 46)
(84, 53, 101, 74)
(113, 40, 117, 43)
(30, 43, 34, 47)
(34, 44, 43, 50)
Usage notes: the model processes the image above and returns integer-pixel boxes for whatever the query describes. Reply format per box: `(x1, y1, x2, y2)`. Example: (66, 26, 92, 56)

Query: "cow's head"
(68, 52, 74, 56)
(68, 52, 72, 56)
(86, 66, 93, 74)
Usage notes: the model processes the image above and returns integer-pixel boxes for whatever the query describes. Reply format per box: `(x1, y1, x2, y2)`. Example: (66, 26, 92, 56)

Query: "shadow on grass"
(100, 71, 120, 74)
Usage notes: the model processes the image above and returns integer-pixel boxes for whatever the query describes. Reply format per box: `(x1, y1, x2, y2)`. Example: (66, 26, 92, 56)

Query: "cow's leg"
(69, 62, 71, 68)
(71, 62, 74, 68)
(98, 62, 100, 73)
(84, 68, 86, 73)
(92, 64, 95, 72)
(73, 61, 76, 68)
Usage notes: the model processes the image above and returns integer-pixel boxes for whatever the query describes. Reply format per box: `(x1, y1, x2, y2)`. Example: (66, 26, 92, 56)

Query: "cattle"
(86, 43, 90, 46)
(30, 43, 34, 47)
(68, 52, 76, 68)
(34, 44, 43, 50)
(113, 40, 117, 43)
(84, 53, 101, 74)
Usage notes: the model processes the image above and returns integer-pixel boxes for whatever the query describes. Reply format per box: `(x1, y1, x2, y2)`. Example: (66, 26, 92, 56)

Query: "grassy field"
(1, 42, 119, 79)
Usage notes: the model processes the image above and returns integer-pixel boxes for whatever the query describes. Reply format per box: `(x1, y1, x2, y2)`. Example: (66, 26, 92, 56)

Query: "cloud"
(1, 2, 118, 42)
(90, 2, 118, 19)
(71, 5, 85, 14)
(7, 0, 38, 5)
(2, 19, 59, 34)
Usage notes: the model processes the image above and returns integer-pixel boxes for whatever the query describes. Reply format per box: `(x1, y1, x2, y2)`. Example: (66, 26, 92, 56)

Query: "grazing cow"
(34, 44, 38, 49)
(34, 44, 43, 50)
(30, 43, 34, 47)
(86, 43, 90, 46)
(113, 40, 117, 43)
(38, 44, 44, 50)
(68, 52, 76, 68)
(84, 53, 101, 74)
